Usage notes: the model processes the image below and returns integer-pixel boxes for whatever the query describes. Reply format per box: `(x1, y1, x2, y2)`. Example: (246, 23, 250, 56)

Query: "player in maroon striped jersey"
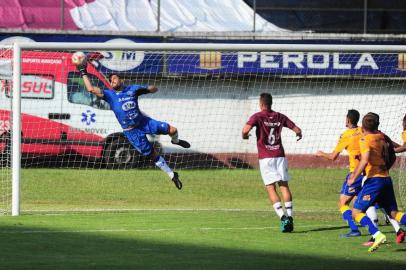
(242, 93, 302, 232)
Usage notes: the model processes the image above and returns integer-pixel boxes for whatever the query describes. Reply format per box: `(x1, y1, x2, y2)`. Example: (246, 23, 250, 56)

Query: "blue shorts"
(353, 176, 398, 213)
(341, 173, 363, 196)
(123, 117, 169, 156)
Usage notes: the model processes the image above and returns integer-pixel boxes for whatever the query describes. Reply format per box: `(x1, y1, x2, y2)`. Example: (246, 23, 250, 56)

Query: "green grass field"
(0, 168, 406, 269)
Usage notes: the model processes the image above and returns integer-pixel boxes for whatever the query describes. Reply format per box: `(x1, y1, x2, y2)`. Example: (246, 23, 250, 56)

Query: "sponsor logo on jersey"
(122, 101, 136, 111)
(128, 112, 138, 119)
(264, 121, 281, 127)
(119, 96, 132, 102)
(265, 145, 281, 150)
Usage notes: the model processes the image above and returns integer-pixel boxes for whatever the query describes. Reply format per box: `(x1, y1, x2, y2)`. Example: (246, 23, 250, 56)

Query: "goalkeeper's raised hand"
(75, 62, 103, 98)
(77, 62, 88, 77)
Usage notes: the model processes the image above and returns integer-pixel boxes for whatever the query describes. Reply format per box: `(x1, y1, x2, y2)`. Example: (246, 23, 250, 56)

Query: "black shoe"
(171, 139, 191, 149)
(285, 216, 294, 233)
(288, 216, 294, 232)
(280, 215, 289, 232)
(171, 172, 183, 190)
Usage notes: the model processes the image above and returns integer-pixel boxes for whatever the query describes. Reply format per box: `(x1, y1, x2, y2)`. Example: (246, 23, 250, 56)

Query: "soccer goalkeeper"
(75, 60, 190, 190)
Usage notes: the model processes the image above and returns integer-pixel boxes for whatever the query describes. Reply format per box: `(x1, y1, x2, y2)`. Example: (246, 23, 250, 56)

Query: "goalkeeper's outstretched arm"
(137, 85, 158, 96)
(76, 62, 103, 98)
(147, 85, 158, 94)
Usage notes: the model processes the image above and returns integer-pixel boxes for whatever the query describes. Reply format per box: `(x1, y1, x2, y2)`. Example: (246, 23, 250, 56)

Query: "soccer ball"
(71, 51, 86, 66)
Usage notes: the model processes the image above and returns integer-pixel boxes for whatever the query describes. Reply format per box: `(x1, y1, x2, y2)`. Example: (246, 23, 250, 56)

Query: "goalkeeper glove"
(77, 63, 88, 77)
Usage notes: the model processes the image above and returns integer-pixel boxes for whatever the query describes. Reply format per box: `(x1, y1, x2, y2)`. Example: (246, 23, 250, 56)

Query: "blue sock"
(402, 215, 406, 225)
(395, 212, 406, 225)
(342, 209, 359, 231)
(357, 214, 378, 235)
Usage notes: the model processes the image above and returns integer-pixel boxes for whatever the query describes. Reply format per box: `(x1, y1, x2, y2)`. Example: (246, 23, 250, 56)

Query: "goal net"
(1, 43, 406, 215)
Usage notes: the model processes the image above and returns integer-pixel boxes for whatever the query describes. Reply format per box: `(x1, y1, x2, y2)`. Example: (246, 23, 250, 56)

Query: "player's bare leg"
(266, 182, 291, 232)
(265, 183, 284, 217)
(279, 181, 294, 232)
(168, 125, 190, 148)
(150, 149, 182, 190)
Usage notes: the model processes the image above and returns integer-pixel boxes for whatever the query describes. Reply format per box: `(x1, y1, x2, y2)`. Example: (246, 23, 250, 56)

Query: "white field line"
(0, 224, 340, 234)
(22, 208, 338, 215)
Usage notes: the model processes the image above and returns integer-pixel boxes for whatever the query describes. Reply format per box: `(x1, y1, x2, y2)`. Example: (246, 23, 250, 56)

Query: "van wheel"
(104, 137, 140, 169)
(0, 134, 11, 167)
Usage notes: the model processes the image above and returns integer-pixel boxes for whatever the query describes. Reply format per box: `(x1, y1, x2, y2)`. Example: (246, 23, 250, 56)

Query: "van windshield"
(67, 72, 110, 110)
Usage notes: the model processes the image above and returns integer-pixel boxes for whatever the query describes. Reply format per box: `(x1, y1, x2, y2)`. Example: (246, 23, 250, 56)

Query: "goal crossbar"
(14, 42, 406, 52)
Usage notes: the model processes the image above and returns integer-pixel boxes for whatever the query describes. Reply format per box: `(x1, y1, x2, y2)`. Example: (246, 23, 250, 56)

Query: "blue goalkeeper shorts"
(340, 173, 363, 196)
(123, 116, 169, 156)
(353, 176, 398, 213)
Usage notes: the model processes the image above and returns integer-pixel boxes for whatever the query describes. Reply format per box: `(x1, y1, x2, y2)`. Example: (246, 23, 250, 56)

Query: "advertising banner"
(168, 51, 405, 76)
(1, 34, 406, 76)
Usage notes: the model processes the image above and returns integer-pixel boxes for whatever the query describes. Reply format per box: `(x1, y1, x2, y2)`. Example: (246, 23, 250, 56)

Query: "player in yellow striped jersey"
(349, 113, 406, 252)
(316, 109, 365, 237)
(394, 114, 406, 153)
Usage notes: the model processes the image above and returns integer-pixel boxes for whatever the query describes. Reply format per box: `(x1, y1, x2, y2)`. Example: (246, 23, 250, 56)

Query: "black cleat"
(285, 216, 294, 232)
(280, 215, 289, 233)
(171, 139, 191, 149)
(171, 172, 183, 190)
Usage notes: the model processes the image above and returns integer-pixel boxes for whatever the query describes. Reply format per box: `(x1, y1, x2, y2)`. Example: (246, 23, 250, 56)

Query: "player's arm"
(242, 124, 253, 139)
(395, 142, 406, 153)
(147, 85, 158, 93)
(77, 63, 103, 98)
(283, 115, 302, 141)
(292, 126, 302, 141)
(315, 150, 340, 161)
(392, 141, 400, 148)
(137, 85, 158, 96)
(348, 151, 369, 185)
(317, 132, 347, 160)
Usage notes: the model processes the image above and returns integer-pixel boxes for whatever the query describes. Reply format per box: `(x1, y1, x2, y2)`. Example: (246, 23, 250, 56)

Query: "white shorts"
(259, 157, 290, 186)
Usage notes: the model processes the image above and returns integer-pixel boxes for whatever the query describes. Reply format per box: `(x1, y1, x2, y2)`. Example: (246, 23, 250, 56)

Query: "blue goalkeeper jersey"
(102, 84, 148, 129)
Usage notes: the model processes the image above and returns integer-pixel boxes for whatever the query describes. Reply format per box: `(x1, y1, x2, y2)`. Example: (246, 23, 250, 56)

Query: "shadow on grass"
(297, 225, 349, 233)
(0, 224, 405, 270)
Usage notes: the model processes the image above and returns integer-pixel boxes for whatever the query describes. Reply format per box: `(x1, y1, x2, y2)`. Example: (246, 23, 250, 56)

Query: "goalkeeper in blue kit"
(76, 60, 190, 189)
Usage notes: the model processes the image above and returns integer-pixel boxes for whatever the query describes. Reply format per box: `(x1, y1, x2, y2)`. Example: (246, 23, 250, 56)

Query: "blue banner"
(168, 52, 406, 76)
(2, 33, 406, 75)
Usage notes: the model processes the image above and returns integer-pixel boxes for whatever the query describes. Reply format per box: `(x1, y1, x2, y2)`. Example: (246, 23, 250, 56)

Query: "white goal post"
(6, 42, 406, 216)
